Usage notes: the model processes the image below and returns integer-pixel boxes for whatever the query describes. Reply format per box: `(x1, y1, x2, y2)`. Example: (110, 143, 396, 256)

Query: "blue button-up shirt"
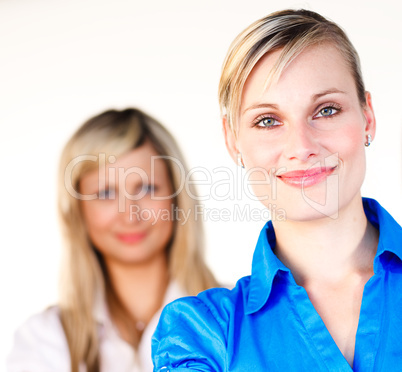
(152, 198, 402, 371)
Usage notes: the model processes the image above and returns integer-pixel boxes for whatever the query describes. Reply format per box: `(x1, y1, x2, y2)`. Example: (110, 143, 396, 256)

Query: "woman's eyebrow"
(242, 103, 279, 115)
(242, 89, 347, 115)
(312, 88, 347, 101)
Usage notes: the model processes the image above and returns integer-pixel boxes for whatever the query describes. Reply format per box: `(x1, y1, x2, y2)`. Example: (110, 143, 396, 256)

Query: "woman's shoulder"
(165, 277, 250, 323)
(7, 306, 71, 372)
(152, 278, 251, 372)
(10, 306, 66, 342)
(19, 305, 62, 327)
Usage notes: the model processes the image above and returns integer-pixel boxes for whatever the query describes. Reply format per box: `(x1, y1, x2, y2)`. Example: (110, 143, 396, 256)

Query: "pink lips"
(116, 232, 147, 243)
(277, 166, 337, 188)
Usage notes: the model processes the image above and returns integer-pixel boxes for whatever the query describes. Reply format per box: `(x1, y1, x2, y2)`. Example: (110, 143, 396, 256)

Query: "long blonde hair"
(218, 9, 366, 135)
(58, 108, 217, 372)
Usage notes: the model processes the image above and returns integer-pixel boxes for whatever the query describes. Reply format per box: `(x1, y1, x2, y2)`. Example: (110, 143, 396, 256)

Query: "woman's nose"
(119, 195, 143, 224)
(283, 121, 320, 161)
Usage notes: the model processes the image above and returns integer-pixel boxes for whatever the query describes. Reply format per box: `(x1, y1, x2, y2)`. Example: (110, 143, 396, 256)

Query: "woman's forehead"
(80, 141, 169, 185)
(241, 44, 354, 112)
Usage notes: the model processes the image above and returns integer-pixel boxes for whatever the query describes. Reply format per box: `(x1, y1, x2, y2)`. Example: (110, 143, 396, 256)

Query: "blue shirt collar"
(246, 219, 289, 315)
(246, 197, 402, 315)
(363, 198, 402, 270)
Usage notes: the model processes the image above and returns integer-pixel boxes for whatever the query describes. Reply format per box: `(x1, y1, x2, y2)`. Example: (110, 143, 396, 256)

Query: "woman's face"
(225, 44, 375, 221)
(79, 141, 174, 267)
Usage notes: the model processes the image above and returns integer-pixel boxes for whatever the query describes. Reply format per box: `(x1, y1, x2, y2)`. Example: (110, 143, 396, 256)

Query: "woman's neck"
(272, 195, 379, 287)
(104, 253, 169, 346)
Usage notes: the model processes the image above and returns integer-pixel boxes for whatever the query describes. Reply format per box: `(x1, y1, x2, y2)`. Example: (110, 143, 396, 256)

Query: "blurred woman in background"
(7, 108, 218, 372)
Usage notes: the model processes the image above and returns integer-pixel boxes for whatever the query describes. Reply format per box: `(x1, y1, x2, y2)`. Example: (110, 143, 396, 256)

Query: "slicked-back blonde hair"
(58, 108, 217, 372)
(218, 9, 366, 135)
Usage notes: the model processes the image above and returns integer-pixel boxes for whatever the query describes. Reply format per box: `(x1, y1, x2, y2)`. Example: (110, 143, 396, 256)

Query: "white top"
(6, 281, 186, 372)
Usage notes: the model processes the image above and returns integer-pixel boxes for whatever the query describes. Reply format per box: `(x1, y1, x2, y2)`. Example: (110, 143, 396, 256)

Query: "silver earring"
(237, 153, 245, 168)
(365, 134, 372, 147)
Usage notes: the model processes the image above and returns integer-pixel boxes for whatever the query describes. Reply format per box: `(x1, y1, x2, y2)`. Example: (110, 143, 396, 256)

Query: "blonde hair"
(58, 108, 217, 372)
(218, 9, 366, 134)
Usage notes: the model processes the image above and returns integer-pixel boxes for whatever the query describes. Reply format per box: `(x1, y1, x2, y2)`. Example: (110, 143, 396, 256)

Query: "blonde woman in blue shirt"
(152, 9, 402, 371)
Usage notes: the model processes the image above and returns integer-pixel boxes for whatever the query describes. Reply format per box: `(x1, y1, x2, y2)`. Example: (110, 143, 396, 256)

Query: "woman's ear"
(222, 116, 239, 164)
(363, 91, 376, 141)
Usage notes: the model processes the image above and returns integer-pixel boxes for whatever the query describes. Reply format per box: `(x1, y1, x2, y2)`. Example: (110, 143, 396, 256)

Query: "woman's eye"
(315, 106, 340, 118)
(98, 189, 115, 199)
(142, 184, 156, 194)
(256, 117, 279, 128)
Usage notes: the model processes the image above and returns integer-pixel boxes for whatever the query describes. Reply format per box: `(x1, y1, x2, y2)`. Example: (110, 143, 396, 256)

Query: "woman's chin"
(261, 196, 341, 223)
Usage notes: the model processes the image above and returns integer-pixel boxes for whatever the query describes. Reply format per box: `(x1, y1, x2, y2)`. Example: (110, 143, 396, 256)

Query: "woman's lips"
(277, 166, 337, 188)
(116, 232, 147, 243)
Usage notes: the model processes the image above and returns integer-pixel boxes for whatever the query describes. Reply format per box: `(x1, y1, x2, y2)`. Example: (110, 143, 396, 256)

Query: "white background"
(1, 0, 401, 367)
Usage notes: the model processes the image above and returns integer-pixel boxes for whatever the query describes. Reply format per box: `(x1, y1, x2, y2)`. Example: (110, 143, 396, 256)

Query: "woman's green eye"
(264, 118, 274, 125)
(320, 107, 334, 116)
(143, 184, 156, 193)
(98, 189, 114, 199)
(317, 106, 340, 117)
(258, 117, 277, 127)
